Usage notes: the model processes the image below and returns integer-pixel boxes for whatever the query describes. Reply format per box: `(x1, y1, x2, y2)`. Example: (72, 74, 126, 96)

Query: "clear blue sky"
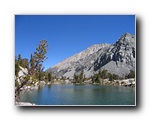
(15, 15, 135, 70)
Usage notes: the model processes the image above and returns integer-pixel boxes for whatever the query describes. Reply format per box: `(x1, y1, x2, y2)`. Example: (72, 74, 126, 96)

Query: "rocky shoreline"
(15, 102, 36, 106)
(18, 78, 135, 93)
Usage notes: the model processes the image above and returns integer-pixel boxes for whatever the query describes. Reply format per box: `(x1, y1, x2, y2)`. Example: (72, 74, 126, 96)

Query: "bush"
(108, 73, 113, 81)
(15, 80, 19, 87)
(112, 74, 119, 80)
(23, 75, 30, 81)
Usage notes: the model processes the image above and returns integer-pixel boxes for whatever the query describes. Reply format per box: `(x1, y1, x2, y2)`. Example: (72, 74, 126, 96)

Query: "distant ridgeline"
(47, 32, 135, 80)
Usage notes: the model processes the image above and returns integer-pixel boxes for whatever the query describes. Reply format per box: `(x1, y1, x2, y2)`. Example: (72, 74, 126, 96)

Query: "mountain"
(46, 32, 135, 79)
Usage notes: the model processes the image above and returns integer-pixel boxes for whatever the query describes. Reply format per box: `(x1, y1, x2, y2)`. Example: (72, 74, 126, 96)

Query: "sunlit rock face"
(47, 32, 135, 79)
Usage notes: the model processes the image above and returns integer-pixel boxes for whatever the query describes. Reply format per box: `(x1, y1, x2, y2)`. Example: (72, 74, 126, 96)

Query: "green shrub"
(125, 70, 135, 78)
(15, 80, 19, 87)
(108, 73, 113, 81)
(23, 75, 30, 81)
(112, 74, 119, 80)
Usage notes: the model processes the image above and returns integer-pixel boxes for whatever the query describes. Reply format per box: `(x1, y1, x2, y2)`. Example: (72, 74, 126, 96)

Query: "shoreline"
(15, 78, 135, 105)
(19, 78, 135, 92)
(15, 102, 36, 106)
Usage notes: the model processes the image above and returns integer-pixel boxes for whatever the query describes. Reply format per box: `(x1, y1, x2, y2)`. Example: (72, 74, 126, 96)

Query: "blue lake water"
(20, 84, 135, 105)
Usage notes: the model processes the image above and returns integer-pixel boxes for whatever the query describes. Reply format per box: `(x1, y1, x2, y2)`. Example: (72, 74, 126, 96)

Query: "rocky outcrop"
(16, 66, 28, 86)
(47, 32, 135, 78)
(94, 32, 135, 77)
(15, 66, 40, 103)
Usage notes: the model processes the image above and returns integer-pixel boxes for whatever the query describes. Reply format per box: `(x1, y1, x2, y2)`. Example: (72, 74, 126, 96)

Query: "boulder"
(35, 82, 39, 86)
(18, 66, 28, 77)
(65, 79, 70, 83)
(39, 81, 46, 86)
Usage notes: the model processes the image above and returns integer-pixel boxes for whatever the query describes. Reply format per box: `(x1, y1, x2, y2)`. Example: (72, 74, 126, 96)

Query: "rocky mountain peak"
(116, 32, 135, 45)
(47, 32, 135, 79)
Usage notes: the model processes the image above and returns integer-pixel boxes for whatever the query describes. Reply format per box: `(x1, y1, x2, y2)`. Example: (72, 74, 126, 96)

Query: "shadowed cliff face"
(46, 32, 135, 78)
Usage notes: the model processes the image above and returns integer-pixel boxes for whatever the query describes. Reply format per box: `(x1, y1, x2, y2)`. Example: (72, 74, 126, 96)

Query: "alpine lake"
(19, 84, 135, 106)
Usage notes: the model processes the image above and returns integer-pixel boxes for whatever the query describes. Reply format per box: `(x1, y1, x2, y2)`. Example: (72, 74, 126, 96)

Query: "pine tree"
(15, 60, 20, 76)
(21, 58, 29, 68)
(73, 73, 78, 83)
(29, 53, 35, 75)
(79, 70, 84, 83)
(101, 69, 108, 79)
(125, 70, 135, 78)
(48, 73, 52, 82)
(28, 40, 48, 80)
(95, 74, 100, 83)
(34, 40, 48, 69)
(108, 73, 113, 81)
(112, 74, 119, 80)
(18, 54, 22, 63)
(98, 70, 102, 78)
(37, 64, 44, 81)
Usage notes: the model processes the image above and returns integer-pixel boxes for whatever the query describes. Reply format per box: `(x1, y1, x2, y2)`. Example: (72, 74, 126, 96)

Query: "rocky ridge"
(47, 32, 135, 78)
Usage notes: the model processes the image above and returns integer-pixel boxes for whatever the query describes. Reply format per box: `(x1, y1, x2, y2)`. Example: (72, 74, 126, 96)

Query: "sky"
(15, 15, 135, 70)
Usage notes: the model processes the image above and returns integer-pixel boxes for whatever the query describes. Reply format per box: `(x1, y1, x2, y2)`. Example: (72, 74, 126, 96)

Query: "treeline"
(73, 70, 86, 84)
(125, 70, 135, 79)
(73, 69, 135, 84)
(91, 70, 121, 83)
(92, 69, 135, 83)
